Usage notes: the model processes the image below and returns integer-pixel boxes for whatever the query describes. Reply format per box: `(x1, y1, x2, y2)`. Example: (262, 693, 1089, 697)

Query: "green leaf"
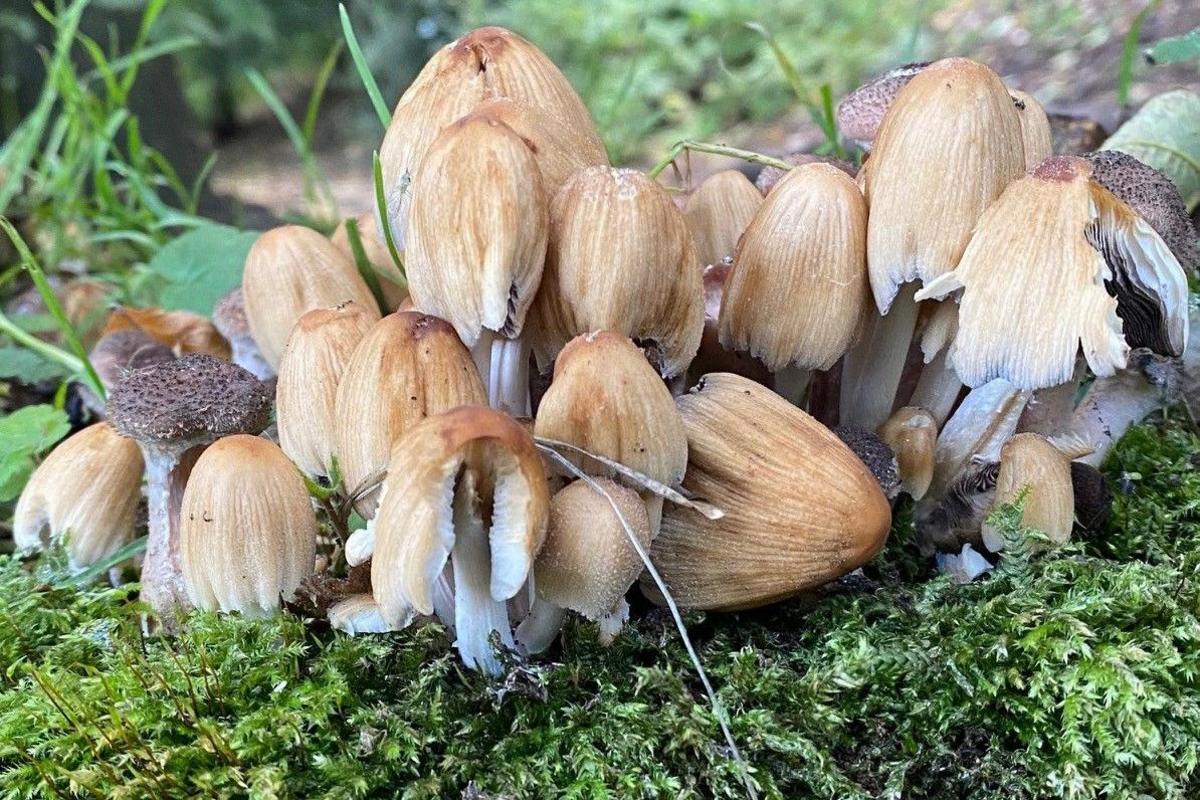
(142, 222, 259, 314)
(0, 345, 72, 384)
(0, 405, 70, 501)
(1103, 89, 1200, 207)
(1145, 29, 1200, 65)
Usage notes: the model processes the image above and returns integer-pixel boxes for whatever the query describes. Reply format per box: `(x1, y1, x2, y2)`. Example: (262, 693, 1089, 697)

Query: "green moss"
(2, 418, 1200, 798)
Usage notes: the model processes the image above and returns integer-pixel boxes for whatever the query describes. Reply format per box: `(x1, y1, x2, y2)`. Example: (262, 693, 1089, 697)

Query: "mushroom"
(77, 329, 175, 419)
(980, 433, 1074, 553)
(754, 153, 857, 196)
(102, 306, 231, 359)
(907, 300, 964, 427)
(368, 406, 549, 675)
(878, 406, 937, 501)
(14, 422, 144, 572)
(643, 373, 891, 610)
(379, 26, 605, 252)
(533, 330, 687, 535)
(106, 354, 273, 622)
(212, 287, 274, 380)
(835, 62, 927, 151)
(241, 225, 381, 369)
(516, 478, 651, 653)
(1010, 89, 1052, 169)
(276, 302, 376, 479)
(718, 162, 869, 402)
(682, 169, 763, 267)
(328, 594, 393, 635)
(406, 110, 548, 416)
(916, 155, 1189, 392)
(841, 57, 1025, 429)
(330, 214, 409, 312)
(686, 260, 776, 389)
(333, 312, 486, 516)
(1069, 349, 1180, 468)
(527, 166, 705, 381)
(179, 434, 317, 617)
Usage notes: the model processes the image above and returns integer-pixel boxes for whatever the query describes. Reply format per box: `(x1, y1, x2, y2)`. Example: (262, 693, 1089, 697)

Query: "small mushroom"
(106, 354, 272, 623)
(179, 435, 317, 617)
(754, 153, 857, 196)
(212, 287, 274, 380)
(682, 169, 763, 267)
(14, 422, 144, 572)
(1010, 89, 1053, 170)
(878, 406, 937, 501)
(78, 329, 175, 419)
(835, 62, 927, 151)
(833, 426, 900, 500)
(980, 433, 1074, 553)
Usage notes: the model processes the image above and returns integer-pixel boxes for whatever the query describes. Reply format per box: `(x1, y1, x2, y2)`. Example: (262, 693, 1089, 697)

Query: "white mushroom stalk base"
(840, 284, 921, 429)
(451, 479, 516, 676)
(472, 331, 531, 417)
(141, 445, 203, 628)
(515, 601, 566, 655)
(1071, 357, 1178, 468)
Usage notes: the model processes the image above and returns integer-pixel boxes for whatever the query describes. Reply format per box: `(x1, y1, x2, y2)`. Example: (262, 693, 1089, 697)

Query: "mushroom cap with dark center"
(1085, 150, 1198, 276)
(834, 425, 900, 499)
(107, 353, 272, 447)
(211, 287, 250, 341)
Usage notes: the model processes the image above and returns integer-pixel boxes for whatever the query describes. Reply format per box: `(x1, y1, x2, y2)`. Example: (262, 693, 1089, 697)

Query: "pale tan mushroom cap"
(179, 434, 317, 616)
(407, 112, 548, 346)
(683, 169, 762, 267)
(982, 432, 1073, 552)
(536, 478, 651, 620)
(1010, 90, 1053, 170)
(878, 406, 937, 501)
(330, 215, 408, 312)
(836, 62, 927, 146)
(719, 163, 869, 371)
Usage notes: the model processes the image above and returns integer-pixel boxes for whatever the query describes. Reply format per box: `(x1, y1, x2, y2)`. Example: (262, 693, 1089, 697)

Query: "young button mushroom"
(718, 163, 869, 401)
(980, 433, 1074, 553)
(179, 435, 317, 617)
(276, 302, 376, 479)
(379, 26, 605, 251)
(107, 354, 272, 622)
(334, 312, 486, 516)
(878, 406, 937, 501)
(916, 155, 1189, 392)
(212, 287, 274, 379)
(835, 62, 927, 151)
(370, 407, 549, 675)
(533, 330, 687, 535)
(14, 422, 144, 572)
(331, 214, 409, 312)
(1010, 90, 1053, 169)
(517, 478, 651, 653)
(242, 225, 381, 369)
(644, 373, 891, 611)
(77, 329, 175, 419)
(843, 58, 1025, 429)
(527, 167, 705, 380)
(683, 170, 763, 267)
(406, 110, 548, 416)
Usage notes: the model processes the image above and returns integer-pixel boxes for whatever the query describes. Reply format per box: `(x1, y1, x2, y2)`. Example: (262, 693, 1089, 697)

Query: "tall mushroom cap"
(878, 406, 937, 501)
(917, 155, 1189, 390)
(277, 302, 376, 478)
(718, 162, 869, 371)
(407, 111, 548, 347)
(14, 422, 144, 571)
(644, 373, 891, 611)
(180, 435, 317, 617)
(333, 312, 486, 512)
(835, 62, 927, 149)
(683, 169, 763, 267)
(379, 26, 604, 251)
(330, 214, 408, 312)
(1084, 149, 1198, 276)
(861, 57, 1025, 313)
(535, 478, 651, 620)
(980, 432, 1074, 552)
(527, 166, 704, 379)
(212, 286, 274, 379)
(1010, 89, 1053, 170)
(242, 225, 380, 369)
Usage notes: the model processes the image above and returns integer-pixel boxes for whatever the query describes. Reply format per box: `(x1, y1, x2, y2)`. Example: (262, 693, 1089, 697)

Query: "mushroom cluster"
(15, 31, 1197, 673)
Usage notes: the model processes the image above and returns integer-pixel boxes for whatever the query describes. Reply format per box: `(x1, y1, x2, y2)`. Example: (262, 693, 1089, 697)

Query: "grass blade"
(343, 217, 387, 314)
(304, 39, 345, 145)
(53, 536, 148, 589)
(339, 3, 391, 129)
(1118, 0, 1162, 106)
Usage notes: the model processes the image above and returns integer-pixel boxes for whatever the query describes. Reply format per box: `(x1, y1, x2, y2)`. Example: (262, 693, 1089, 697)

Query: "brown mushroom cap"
(754, 153, 857, 196)
(834, 426, 900, 500)
(683, 169, 763, 267)
(835, 62, 927, 147)
(211, 287, 250, 342)
(82, 329, 175, 415)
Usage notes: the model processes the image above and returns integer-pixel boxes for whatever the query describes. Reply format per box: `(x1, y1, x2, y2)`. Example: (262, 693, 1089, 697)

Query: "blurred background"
(2, 0, 1197, 226)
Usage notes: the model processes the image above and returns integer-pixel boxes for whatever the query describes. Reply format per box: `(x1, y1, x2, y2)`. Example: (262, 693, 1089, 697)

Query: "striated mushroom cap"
(1010, 89, 1053, 170)
(330, 215, 408, 312)
(407, 111, 548, 346)
(14, 423, 144, 571)
(179, 435, 317, 617)
(718, 163, 869, 371)
(981, 432, 1074, 552)
(754, 153, 857, 196)
(527, 166, 705, 379)
(644, 373, 891, 610)
(836, 62, 927, 149)
(683, 169, 763, 267)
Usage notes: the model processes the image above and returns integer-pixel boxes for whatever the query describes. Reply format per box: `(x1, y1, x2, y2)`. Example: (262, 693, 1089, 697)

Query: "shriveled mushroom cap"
(754, 153, 857, 196)
(836, 62, 927, 148)
(683, 170, 762, 266)
(102, 306, 231, 360)
(981, 432, 1073, 552)
(861, 57, 1025, 313)
(1010, 90, 1052, 170)
(535, 478, 650, 620)
(645, 373, 891, 611)
(527, 166, 705, 379)
(718, 162, 869, 371)
(834, 426, 900, 499)
(107, 353, 272, 452)
(407, 111, 548, 346)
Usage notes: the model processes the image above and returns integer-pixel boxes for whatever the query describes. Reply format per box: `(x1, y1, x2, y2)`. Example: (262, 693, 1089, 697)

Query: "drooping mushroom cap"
(242, 225, 381, 368)
(330, 215, 408, 312)
(534, 330, 687, 485)
(1071, 461, 1112, 532)
(981, 432, 1074, 552)
(535, 478, 651, 620)
(527, 166, 705, 379)
(754, 153, 857, 196)
(1084, 149, 1198, 276)
(644, 373, 891, 611)
(1010, 90, 1053, 170)
(179, 435, 317, 617)
(107, 353, 272, 456)
(378, 26, 604, 251)
(861, 57, 1025, 313)
(836, 62, 927, 148)
(407, 111, 548, 346)
(14, 422, 144, 570)
(719, 163, 869, 371)
(211, 287, 250, 343)
(916, 155, 1190, 390)
(333, 312, 486, 508)
(371, 406, 549, 626)
(683, 170, 762, 266)
(277, 302, 376, 477)
(878, 406, 937, 500)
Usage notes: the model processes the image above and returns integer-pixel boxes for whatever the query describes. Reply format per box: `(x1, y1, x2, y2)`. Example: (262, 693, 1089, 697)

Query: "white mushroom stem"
(515, 600, 566, 655)
(471, 330, 531, 417)
(1018, 358, 1086, 436)
(229, 335, 275, 381)
(596, 598, 630, 646)
(909, 349, 963, 427)
(140, 444, 203, 625)
(1070, 358, 1179, 468)
(840, 284, 920, 429)
(450, 480, 515, 675)
(772, 365, 812, 405)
